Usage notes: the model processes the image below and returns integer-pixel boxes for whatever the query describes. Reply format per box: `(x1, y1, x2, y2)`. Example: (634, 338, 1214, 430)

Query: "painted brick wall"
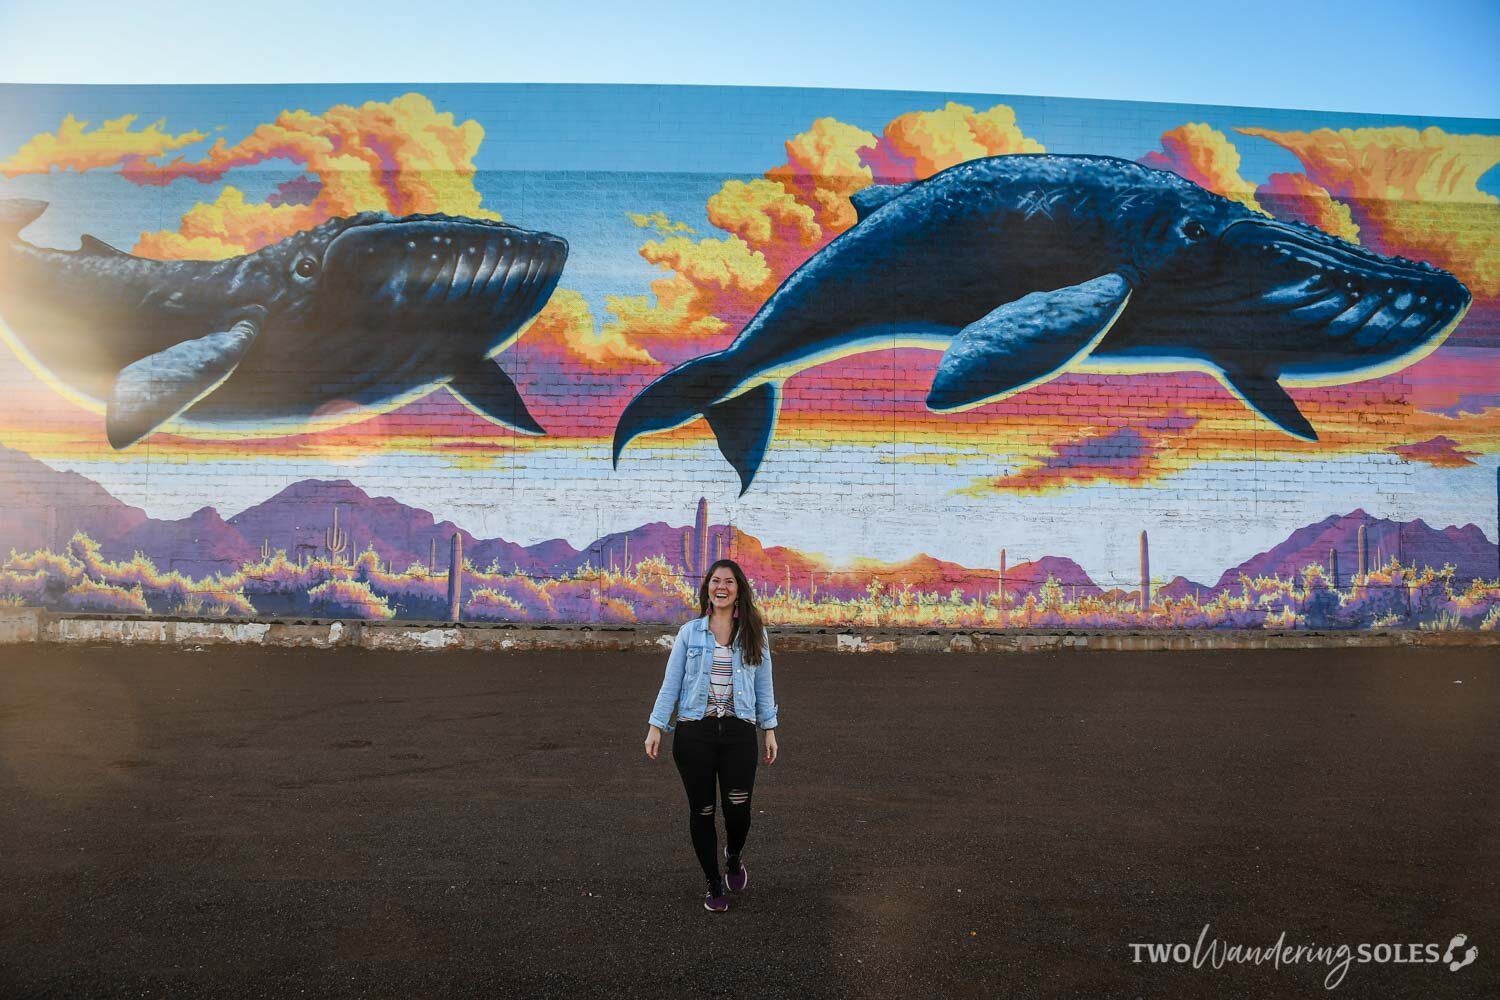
(0, 83, 1496, 629)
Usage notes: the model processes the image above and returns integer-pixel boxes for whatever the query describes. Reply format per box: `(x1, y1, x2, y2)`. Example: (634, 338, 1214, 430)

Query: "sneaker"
(703, 877, 729, 913)
(724, 849, 749, 893)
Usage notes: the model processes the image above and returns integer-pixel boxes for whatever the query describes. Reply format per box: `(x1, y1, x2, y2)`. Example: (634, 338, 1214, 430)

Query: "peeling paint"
(1, 611, 1494, 654)
(174, 622, 272, 644)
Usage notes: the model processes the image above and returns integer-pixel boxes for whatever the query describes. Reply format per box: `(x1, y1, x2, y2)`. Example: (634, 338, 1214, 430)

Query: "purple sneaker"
(724, 850, 749, 893)
(703, 877, 729, 913)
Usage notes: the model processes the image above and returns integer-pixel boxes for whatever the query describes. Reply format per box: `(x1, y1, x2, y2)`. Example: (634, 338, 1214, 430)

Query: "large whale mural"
(613, 154, 1473, 493)
(0, 201, 566, 446)
(0, 86, 1495, 630)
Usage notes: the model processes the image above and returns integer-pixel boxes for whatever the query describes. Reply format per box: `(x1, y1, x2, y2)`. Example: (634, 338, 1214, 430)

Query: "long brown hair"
(698, 559, 765, 665)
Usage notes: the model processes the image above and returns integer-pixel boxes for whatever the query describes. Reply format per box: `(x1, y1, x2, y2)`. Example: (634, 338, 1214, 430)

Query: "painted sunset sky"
(0, 83, 1496, 590)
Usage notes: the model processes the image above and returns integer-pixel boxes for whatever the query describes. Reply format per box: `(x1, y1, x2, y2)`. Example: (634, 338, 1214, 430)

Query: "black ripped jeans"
(671, 714, 759, 883)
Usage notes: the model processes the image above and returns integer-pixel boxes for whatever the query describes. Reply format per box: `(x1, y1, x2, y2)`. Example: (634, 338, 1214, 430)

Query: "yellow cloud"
(707, 179, 821, 249)
(767, 117, 880, 234)
(627, 211, 695, 235)
(880, 102, 1045, 179)
(1256, 173, 1361, 243)
(519, 289, 655, 367)
(1239, 125, 1500, 297)
(1142, 123, 1264, 212)
(0, 113, 207, 177)
(2, 93, 501, 260)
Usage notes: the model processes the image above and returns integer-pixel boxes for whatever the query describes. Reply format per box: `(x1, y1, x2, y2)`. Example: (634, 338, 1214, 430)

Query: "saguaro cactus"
(1357, 523, 1368, 582)
(325, 506, 349, 564)
(1329, 547, 1340, 589)
(1139, 531, 1150, 612)
(260, 538, 271, 563)
(694, 497, 709, 577)
(998, 548, 1007, 607)
(429, 537, 437, 575)
(448, 532, 464, 622)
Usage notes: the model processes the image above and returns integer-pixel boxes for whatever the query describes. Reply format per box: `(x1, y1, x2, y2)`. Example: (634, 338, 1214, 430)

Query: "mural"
(615, 154, 1471, 490)
(0, 204, 565, 446)
(0, 85, 1496, 629)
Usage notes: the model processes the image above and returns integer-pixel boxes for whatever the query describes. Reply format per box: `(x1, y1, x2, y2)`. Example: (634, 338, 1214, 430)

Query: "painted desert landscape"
(2, 447, 1495, 629)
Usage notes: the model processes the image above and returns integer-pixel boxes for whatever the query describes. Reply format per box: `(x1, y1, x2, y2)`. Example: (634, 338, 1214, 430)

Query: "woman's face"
(707, 568, 738, 612)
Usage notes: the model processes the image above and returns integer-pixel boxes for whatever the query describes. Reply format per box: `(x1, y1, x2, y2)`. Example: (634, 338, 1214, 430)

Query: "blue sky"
(0, 0, 1497, 119)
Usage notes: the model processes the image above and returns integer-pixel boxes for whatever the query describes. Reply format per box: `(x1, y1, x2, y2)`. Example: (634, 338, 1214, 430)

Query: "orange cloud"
(1255, 172, 1361, 242)
(518, 289, 655, 368)
(0, 113, 207, 177)
(960, 413, 1199, 495)
(1237, 125, 1500, 298)
(3, 93, 498, 260)
(706, 178, 823, 280)
(134, 185, 317, 259)
(866, 102, 1045, 183)
(765, 117, 880, 235)
(600, 236, 775, 360)
(1141, 123, 1264, 212)
(1387, 435, 1480, 468)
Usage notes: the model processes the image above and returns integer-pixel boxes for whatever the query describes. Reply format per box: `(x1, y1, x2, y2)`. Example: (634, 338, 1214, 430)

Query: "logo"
(1443, 934, 1478, 973)
(1128, 925, 1479, 990)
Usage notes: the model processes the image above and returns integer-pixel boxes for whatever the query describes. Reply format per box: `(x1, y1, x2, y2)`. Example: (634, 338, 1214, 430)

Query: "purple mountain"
(4, 445, 1493, 599)
(1212, 510, 1497, 589)
(1157, 576, 1211, 601)
(0, 444, 147, 554)
(225, 479, 580, 574)
(116, 506, 259, 578)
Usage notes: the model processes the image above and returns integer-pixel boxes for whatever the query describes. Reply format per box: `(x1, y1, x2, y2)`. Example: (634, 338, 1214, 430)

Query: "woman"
(643, 558, 779, 913)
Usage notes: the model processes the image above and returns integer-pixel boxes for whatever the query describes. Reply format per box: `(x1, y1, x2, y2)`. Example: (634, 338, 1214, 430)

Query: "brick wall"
(0, 84, 1495, 629)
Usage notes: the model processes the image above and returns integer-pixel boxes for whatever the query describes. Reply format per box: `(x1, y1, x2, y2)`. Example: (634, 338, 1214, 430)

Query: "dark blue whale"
(0, 200, 567, 448)
(612, 154, 1471, 493)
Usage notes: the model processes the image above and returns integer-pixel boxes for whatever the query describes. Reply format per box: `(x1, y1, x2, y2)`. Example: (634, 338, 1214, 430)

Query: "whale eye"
(1183, 220, 1209, 241)
(294, 257, 318, 279)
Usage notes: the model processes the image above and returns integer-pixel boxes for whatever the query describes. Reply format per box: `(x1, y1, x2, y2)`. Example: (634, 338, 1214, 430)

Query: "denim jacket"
(648, 616, 779, 734)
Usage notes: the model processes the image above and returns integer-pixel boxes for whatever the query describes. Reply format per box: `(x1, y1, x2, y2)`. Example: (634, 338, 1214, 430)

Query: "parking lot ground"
(1, 644, 1496, 998)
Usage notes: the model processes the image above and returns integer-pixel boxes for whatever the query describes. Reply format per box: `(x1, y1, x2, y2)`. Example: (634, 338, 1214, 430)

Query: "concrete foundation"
(0, 607, 1493, 653)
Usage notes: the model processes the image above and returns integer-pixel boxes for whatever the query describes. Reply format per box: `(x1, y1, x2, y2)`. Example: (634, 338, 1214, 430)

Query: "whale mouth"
(1201, 219, 1470, 365)
(322, 217, 568, 342)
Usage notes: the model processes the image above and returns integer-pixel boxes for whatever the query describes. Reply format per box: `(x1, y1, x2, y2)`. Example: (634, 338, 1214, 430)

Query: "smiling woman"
(642, 558, 779, 913)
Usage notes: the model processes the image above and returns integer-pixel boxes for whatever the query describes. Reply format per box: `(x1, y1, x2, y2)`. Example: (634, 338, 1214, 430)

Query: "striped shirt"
(706, 641, 735, 717)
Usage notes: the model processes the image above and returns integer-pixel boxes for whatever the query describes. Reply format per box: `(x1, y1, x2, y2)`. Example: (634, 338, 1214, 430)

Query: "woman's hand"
(762, 729, 778, 765)
(644, 725, 662, 760)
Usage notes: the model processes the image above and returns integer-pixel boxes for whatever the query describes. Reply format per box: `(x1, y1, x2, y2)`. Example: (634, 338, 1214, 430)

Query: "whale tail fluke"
(704, 382, 780, 495)
(0, 198, 48, 237)
(613, 353, 782, 494)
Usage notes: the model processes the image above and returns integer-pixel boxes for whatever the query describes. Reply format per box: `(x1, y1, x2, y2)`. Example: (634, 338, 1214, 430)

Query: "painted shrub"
(0, 84, 1496, 628)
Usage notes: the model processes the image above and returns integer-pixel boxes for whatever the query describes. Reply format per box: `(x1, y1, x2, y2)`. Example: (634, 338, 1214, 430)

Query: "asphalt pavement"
(1, 643, 1496, 999)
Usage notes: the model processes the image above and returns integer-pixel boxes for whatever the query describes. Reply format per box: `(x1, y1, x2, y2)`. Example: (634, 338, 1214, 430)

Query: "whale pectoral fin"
(80, 234, 129, 257)
(448, 360, 546, 435)
(850, 183, 913, 222)
(106, 318, 260, 449)
(926, 272, 1131, 412)
(704, 382, 781, 496)
(1218, 367, 1317, 441)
